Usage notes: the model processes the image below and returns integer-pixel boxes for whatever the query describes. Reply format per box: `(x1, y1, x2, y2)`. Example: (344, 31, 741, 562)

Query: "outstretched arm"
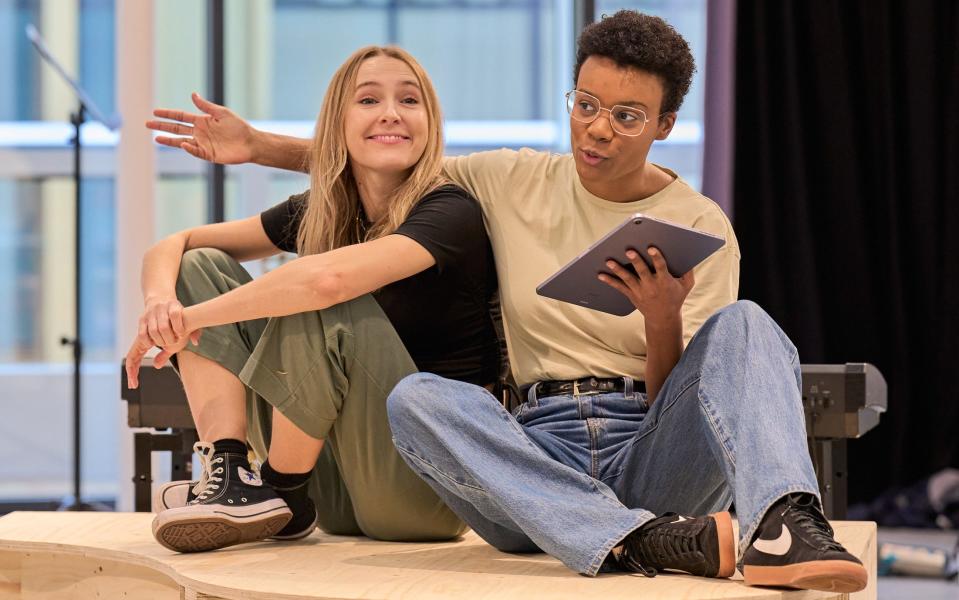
(146, 92, 311, 172)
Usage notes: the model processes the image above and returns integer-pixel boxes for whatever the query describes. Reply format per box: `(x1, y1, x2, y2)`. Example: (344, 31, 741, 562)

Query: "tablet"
(536, 213, 726, 316)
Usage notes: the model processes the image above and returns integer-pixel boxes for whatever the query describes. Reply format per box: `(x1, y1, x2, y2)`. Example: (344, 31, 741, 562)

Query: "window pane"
(155, 0, 206, 110)
(80, 0, 115, 118)
(0, 177, 114, 362)
(0, 0, 119, 505)
(398, 3, 559, 121)
(0, 0, 41, 120)
(156, 176, 208, 238)
(0, 179, 41, 362)
(228, 0, 565, 149)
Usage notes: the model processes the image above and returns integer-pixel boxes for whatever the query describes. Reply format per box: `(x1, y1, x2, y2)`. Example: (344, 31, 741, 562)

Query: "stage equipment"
(801, 363, 887, 519)
(26, 23, 121, 511)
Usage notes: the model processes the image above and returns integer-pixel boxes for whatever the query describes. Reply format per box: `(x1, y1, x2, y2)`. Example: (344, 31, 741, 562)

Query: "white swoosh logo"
(752, 524, 792, 556)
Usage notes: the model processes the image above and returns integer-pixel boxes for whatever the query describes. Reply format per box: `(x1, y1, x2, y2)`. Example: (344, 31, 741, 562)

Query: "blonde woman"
(126, 46, 501, 553)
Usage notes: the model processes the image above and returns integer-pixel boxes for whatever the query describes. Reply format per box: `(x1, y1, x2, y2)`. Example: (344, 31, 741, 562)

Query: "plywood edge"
(0, 550, 21, 600)
(19, 549, 182, 599)
(0, 537, 358, 600)
(0, 539, 266, 600)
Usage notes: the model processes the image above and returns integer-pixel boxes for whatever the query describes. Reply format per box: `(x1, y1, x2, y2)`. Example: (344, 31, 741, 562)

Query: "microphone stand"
(25, 23, 118, 511)
(58, 102, 93, 511)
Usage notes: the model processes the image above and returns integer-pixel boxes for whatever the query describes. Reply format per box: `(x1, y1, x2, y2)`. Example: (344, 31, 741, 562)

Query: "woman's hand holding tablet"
(535, 213, 725, 316)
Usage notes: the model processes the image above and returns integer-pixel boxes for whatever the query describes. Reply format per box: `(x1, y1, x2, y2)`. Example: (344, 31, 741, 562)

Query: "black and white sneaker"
(153, 444, 317, 541)
(741, 493, 867, 592)
(152, 442, 292, 552)
(609, 512, 736, 578)
(155, 478, 317, 541)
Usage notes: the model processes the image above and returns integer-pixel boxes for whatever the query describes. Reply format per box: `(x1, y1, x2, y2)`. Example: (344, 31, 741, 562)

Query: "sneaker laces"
(617, 548, 658, 578)
(788, 502, 845, 553)
(618, 514, 695, 578)
(189, 442, 224, 503)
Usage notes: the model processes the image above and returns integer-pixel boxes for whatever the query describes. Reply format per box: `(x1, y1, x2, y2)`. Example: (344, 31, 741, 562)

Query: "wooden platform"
(0, 512, 876, 599)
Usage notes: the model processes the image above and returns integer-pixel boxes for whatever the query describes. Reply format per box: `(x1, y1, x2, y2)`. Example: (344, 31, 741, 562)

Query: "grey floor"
(877, 527, 958, 600)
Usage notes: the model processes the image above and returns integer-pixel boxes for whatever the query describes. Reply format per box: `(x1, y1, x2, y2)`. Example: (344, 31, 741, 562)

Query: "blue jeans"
(386, 300, 821, 576)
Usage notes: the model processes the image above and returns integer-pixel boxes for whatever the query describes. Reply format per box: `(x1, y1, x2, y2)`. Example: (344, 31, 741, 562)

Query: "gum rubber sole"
(743, 560, 868, 593)
(710, 511, 736, 578)
(153, 504, 292, 553)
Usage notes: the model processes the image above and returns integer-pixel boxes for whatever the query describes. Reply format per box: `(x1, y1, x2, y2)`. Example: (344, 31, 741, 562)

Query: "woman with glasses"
(126, 45, 502, 553)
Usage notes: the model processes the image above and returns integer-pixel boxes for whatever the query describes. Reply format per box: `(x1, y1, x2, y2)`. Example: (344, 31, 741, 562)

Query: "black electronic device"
(536, 213, 725, 316)
(801, 363, 887, 519)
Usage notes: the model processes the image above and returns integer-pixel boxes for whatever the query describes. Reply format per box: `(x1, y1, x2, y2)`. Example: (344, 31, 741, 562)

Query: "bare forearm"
(141, 234, 189, 302)
(252, 131, 311, 173)
(180, 235, 433, 334)
(182, 257, 330, 331)
(644, 313, 684, 405)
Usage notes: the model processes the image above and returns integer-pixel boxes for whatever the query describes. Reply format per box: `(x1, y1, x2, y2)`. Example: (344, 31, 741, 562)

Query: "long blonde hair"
(296, 46, 447, 255)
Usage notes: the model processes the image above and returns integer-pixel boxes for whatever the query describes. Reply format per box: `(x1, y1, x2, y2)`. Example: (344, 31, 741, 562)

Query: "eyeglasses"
(565, 90, 653, 137)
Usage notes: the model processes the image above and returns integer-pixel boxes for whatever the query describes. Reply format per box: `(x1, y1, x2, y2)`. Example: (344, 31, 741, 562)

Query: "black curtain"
(734, 0, 959, 503)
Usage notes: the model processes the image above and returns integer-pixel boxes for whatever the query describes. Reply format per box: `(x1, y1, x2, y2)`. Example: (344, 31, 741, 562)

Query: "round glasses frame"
(565, 90, 654, 137)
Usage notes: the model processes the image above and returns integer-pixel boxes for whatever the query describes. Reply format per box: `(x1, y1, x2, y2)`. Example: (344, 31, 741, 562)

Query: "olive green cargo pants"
(173, 248, 466, 541)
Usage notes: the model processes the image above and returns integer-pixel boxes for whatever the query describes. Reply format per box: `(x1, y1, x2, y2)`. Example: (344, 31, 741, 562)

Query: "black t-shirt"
(260, 184, 502, 386)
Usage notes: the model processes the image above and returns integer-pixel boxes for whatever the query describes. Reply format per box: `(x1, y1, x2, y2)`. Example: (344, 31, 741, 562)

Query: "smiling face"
(571, 55, 676, 201)
(343, 56, 429, 177)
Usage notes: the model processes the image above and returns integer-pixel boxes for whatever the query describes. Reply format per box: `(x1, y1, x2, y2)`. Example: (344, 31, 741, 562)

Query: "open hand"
(146, 92, 257, 164)
(597, 246, 694, 323)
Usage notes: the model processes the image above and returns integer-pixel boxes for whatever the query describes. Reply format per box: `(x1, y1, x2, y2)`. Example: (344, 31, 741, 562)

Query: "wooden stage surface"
(0, 512, 876, 599)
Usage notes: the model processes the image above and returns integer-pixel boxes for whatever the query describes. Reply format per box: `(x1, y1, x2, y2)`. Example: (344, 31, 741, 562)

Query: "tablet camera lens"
(633, 219, 643, 225)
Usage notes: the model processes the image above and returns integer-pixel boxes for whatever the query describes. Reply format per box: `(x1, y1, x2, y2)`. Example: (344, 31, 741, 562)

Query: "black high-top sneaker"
(741, 493, 867, 592)
(154, 477, 316, 540)
(610, 512, 736, 578)
(153, 446, 317, 541)
(152, 441, 292, 552)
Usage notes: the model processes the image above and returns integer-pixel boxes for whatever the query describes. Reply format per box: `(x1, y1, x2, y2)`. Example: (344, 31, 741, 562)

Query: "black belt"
(522, 376, 645, 399)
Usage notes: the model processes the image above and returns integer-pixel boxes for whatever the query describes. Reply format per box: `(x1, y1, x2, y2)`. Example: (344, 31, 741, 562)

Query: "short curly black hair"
(574, 11, 696, 115)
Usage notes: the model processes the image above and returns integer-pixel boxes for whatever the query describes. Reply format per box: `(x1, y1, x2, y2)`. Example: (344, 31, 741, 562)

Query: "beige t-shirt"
(443, 148, 740, 387)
